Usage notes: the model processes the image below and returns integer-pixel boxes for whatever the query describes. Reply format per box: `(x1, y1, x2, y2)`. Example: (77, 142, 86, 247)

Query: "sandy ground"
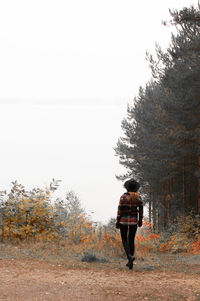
(0, 258, 200, 301)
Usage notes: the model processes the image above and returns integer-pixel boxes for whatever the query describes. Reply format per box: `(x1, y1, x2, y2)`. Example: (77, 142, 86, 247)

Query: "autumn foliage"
(0, 180, 199, 256)
(0, 180, 91, 244)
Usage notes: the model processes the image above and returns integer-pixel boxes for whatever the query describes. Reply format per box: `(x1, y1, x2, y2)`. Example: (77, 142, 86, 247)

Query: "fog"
(0, 103, 127, 223)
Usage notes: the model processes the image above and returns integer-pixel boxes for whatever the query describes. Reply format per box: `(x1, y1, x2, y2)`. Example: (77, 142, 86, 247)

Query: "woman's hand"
(138, 219, 143, 227)
(115, 222, 120, 229)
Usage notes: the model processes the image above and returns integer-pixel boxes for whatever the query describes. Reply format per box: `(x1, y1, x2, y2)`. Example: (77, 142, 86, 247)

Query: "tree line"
(115, 5, 200, 230)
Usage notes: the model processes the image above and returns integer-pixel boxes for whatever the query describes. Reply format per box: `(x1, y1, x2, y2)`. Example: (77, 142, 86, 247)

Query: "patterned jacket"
(117, 192, 143, 226)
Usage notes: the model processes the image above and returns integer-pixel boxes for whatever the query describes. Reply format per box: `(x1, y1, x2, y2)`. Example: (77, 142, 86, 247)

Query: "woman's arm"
(116, 195, 124, 228)
(138, 198, 143, 227)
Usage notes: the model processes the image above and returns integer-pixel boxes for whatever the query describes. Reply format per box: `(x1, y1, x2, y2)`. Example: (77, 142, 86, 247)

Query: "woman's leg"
(120, 224, 129, 258)
(120, 224, 128, 243)
(120, 224, 133, 268)
(128, 224, 137, 257)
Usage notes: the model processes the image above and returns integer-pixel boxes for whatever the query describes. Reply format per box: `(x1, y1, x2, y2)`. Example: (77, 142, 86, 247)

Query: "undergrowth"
(0, 180, 199, 260)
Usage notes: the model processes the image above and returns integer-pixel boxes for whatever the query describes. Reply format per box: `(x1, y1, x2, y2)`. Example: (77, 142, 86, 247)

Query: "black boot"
(126, 257, 135, 267)
(122, 241, 134, 269)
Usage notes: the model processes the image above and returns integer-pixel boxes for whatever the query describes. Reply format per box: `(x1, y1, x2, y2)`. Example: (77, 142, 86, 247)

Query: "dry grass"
(0, 240, 199, 274)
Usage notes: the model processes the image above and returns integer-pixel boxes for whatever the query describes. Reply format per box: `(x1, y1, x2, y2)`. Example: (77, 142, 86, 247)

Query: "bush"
(159, 214, 200, 254)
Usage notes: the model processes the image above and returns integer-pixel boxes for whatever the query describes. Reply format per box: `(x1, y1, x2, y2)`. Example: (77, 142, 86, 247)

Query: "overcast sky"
(0, 0, 197, 223)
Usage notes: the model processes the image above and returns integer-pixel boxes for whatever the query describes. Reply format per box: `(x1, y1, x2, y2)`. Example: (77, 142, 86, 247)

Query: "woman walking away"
(116, 179, 143, 269)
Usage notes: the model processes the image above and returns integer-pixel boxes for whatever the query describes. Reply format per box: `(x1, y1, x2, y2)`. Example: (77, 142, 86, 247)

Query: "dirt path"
(0, 259, 200, 301)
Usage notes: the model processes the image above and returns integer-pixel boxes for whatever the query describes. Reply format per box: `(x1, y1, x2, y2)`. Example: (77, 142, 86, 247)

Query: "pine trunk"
(182, 156, 186, 215)
(198, 156, 200, 214)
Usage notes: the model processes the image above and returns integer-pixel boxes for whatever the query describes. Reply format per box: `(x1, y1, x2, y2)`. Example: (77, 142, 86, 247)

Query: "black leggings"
(120, 224, 137, 256)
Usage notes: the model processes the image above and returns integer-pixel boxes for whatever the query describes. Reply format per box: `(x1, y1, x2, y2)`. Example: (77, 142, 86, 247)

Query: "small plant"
(135, 219, 160, 254)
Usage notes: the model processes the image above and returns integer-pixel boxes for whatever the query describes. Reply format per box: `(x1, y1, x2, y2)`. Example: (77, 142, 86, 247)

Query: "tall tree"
(115, 4, 200, 230)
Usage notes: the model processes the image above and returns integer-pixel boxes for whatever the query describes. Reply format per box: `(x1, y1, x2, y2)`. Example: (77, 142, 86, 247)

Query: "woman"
(116, 179, 143, 269)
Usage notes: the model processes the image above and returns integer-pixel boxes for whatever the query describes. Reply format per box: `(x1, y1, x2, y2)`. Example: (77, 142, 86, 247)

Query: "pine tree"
(115, 4, 200, 231)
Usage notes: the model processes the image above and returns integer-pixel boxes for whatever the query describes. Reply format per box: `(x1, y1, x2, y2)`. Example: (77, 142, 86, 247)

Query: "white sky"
(0, 0, 197, 223)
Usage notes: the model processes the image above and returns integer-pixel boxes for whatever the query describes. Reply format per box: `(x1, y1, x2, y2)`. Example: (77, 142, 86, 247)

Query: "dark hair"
(124, 179, 140, 192)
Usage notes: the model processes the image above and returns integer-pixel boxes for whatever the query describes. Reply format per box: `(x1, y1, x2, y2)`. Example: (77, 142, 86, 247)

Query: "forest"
(115, 5, 200, 231)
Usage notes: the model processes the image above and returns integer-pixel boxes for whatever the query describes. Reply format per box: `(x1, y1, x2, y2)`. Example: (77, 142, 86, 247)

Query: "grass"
(0, 241, 199, 274)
